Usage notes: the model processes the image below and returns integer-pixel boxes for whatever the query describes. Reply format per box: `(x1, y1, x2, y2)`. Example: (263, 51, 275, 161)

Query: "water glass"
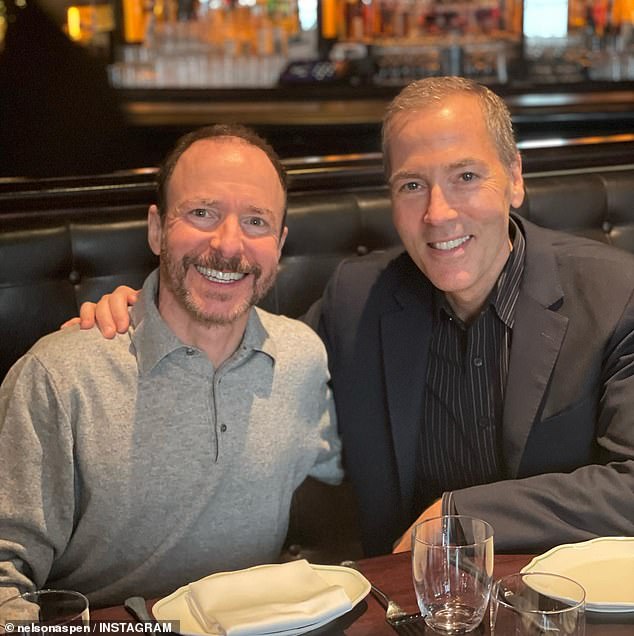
(0, 590, 89, 628)
(412, 515, 494, 634)
(490, 572, 585, 635)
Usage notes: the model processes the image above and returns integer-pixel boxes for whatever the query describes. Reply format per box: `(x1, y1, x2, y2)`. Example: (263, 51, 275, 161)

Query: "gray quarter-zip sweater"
(0, 270, 342, 608)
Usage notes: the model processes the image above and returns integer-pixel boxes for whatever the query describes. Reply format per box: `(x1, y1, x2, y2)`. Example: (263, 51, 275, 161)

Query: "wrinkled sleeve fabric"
(0, 354, 75, 606)
(302, 320, 343, 487)
(307, 382, 342, 487)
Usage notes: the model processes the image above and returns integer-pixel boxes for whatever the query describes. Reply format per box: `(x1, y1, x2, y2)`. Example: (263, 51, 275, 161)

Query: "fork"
(339, 561, 424, 633)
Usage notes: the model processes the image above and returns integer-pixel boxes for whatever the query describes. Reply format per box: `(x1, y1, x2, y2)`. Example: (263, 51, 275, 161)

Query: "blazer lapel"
(503, 218, 569, 476)
(381, 279, 433, 512)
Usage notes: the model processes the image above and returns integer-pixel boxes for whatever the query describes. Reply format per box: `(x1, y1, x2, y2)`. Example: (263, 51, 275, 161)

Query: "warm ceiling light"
(67, 6, 82, 42)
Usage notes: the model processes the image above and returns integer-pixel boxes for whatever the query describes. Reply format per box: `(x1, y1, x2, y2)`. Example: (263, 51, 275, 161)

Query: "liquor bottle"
(319, 0, 340, 56)
(345, 0, 364, 40)
(66, 0, 115, 58)
(118, 0, 147, 43)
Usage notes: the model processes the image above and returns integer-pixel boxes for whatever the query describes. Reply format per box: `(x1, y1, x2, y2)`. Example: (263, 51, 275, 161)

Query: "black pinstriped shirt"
(415, 219, 526, 516)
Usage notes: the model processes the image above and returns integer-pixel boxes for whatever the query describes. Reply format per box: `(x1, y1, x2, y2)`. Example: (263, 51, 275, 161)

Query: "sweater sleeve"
(0, 354, 76, 608)
(308, 381, 343, 486)
(304, 331, 343, 487)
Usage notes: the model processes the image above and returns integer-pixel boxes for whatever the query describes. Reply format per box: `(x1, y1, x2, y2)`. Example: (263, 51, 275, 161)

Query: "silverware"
(124, 596, 157, 626)
(124, 596, 165, 636)
(340, 560, 424, 633)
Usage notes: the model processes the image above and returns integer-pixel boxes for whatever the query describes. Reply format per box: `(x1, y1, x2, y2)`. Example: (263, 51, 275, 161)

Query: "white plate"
(522, 536, 634, 613)
(152, 564, 371, 636)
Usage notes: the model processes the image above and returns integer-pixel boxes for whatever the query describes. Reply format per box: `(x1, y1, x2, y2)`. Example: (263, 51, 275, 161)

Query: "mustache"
(183, 252, 262, 278)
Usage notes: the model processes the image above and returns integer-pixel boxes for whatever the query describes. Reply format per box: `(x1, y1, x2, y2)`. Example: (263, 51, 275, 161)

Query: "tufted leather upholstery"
(1, 162, 634, 563)
(2, 166, 634, 384)
(518, 169, 634, 251)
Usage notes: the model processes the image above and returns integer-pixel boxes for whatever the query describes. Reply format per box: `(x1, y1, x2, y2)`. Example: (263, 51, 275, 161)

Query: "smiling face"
(148, 137, 287, 333)
(387, 93, 525, 320)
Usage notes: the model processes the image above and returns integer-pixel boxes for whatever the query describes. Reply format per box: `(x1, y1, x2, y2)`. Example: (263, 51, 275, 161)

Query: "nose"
(208, 215, 243, 257)
(423, 185, 457, 225)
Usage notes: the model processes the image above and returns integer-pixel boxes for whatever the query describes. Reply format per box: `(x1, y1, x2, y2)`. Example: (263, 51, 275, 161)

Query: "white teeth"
(430, 236, 470, 251)
(195, 265, 246, 284)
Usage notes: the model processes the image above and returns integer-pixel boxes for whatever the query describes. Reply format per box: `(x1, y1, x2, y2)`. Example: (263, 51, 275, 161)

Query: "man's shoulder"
(327, 247, 415, 296)
(554, 232, 634, 268)
(336, 246, 408, 276)
(330, 246, 427, 307)
(30, 324, 130, 353)
(255, 308, 325, 350)
(254, 309, 330, 378)
(24, 326, 133, 377)
(521, 216, 634, 278)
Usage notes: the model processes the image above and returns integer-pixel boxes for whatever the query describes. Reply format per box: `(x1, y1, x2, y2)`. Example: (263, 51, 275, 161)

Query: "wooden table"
(346, 553, 633, 634)
(91, 553, 634, 634)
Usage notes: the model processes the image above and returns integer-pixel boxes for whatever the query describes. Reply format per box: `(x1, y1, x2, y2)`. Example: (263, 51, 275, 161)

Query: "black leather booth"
(1, 154, 634, 562)
(2, 162, 634, 384)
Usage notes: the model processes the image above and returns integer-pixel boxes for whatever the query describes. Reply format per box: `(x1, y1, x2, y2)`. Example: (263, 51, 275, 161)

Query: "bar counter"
(118, 81, 634, 161)
(121, 85, 634, 127)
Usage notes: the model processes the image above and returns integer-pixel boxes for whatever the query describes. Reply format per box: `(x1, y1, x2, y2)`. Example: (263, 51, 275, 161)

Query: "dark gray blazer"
(306, 215, 634, 555)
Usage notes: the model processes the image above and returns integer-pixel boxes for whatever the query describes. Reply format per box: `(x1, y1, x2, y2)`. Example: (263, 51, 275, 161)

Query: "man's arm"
(0, 356, 76, 608)
(461, 300, 634, 550)
(306, 364, 343, 487)
(407, 308, 634, 552)
(394, 287, 634, 553)
(394, 450, 634, 553)
(392, 499, 442, 553)
(451, 460, 634, 552)
(61, 287, 139, 337)
(282, 324, 353, 564)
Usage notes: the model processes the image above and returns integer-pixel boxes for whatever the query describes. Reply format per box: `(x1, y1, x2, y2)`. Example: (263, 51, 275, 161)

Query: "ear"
(147, 205, 162, 256)
(278, 226, 288, 257)
(509, 154, 525, 210)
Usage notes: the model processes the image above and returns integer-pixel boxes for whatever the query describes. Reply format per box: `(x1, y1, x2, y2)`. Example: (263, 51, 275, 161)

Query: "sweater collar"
(130, 269, 276, 374)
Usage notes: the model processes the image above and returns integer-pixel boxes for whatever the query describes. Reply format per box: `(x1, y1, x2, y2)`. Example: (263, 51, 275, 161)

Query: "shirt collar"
(130, 269, 277, 374)
(491, 217, 525, 328)
(433, 217, 525, 328)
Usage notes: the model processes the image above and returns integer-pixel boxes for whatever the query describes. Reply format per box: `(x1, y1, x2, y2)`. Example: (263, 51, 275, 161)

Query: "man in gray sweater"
(0, 125, 342, 609)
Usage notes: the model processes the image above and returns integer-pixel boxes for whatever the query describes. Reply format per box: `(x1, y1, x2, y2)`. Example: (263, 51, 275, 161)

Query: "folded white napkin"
(185, 560, 352, 636)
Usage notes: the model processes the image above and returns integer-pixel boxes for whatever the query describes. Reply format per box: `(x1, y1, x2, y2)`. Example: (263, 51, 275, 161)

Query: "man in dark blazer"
(66, 77, 634, 557)
(306, 77, 634, 556)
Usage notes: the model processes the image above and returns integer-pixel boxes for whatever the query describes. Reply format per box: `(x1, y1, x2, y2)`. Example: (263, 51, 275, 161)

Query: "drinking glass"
(0, 590, 89, 628)
(412, 515, 494, 634)
(490, 572, 585, 635)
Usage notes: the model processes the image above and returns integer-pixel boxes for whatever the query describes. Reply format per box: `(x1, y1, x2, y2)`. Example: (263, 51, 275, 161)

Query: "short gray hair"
(382, 77, 519, 178)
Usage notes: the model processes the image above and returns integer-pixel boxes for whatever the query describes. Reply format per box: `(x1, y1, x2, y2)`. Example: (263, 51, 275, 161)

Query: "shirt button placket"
(214, 375, 226, 457)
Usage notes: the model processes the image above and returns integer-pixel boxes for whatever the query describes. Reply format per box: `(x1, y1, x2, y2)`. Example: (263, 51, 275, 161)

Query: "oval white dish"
(522, 536, 634, 613)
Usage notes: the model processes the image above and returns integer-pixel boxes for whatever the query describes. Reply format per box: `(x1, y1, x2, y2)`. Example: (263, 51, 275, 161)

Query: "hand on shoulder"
(60, 286, 139, 338)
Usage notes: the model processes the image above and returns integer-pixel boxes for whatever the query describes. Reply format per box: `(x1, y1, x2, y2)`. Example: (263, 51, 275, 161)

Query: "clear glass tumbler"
(412, 515, 494, 634)
(490, 572, 585, 635)
(0, 589, 89, 628)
